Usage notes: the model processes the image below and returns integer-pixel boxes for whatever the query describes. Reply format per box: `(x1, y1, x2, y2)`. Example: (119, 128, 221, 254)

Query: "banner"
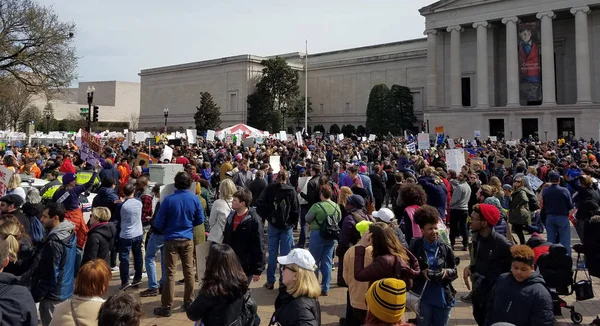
(417, 133, 429, 150)
(434, 126, 444, 134)
(0, 165, 14, 197)
(186, 129, 197, 144)
(160, 145, 173, 162)
(80, 130, 102, 167)
(445, 149, 465, 173)
(206, 130, 215, 142)
(270, 155, 281, 173)
(518, 21, 542, 103)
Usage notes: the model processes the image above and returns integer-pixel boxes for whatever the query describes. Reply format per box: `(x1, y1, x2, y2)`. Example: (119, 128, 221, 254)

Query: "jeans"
(39, 298, 63, 326)
(162, 240, 195, 307)
(308, 230, 335, 293)
(145, 233, 164, 290)
(419, 302, 452, 326)
(449, 209, 468, 247)
(119, 235, 143, 285)
(546, 215, 571, 256)
(297, 205, 309, 248)
(512, 223, 526, 245)
(267, 224, 294, 285)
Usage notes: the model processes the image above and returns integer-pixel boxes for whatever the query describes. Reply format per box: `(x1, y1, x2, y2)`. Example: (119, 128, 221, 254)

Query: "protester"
(398, 183, 427, 244)
(509, 174, 531, 244)
(270, 248, 321, 325)
(208, 178, 236, 244)
(0, 238, 37, 326)
(372, 207, 408, 248)
(49, 259, 112, 326)
(140, 184, 164, 297)
(364, 278, 413, 326)
(97, 291, 143, 326)
(449, 171, 471, 250)
(116, 183, 144, 290)
(542, 171, 574, 255)
(0, 216, 34, 276)
(343, 221, 374, 326)
(6, 173, 26, 200)
(153, 171, 205, 317)
(186, 243, 258, 325)
(82, 207, 116, 267)
(337, 194, 370, 287)
(0, 194, 30, 234)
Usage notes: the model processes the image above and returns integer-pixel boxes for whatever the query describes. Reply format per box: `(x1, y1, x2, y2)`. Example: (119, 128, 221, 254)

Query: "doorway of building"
(489, 119, 505, 139)
(557, 118, 575, 140)
(521, 118, 539, 140)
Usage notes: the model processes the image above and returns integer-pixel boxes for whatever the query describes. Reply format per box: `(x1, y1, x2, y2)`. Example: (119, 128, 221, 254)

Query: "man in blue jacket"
(31, 202, 77, 326)
(153, 172, 204, 317)
(542, 171, 574, 256)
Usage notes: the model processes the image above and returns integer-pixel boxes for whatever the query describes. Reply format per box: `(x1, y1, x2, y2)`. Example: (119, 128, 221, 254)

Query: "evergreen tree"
(194, 91, 222, 132)
(341, 124, 356, 137)
(387, 85, 416, 135)
(313, 125, 325, 133)
(329, 124, 341, 135)
(356, 125, 366, 135)
(366, 84, 390, 135)
(288, 97, 313, 129)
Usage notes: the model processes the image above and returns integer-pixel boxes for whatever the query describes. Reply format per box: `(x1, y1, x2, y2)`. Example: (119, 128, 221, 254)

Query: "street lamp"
(86, 85, 95, 131)
(163, 108, 169, 134)
(44, 110, 51, 134)
(280, 107, 286, 131)
(545, 130, 548, 141)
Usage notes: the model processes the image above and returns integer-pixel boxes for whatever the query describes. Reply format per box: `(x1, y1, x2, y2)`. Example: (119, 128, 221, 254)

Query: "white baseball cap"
(277, 249, 316, 271)
(372, 208, 395, 223)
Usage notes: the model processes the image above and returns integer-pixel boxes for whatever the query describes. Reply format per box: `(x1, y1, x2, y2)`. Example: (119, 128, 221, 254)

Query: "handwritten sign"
(206, 130, 215, 142)
(80, 130, 102, 167)
(417, 133, 430, 150)
(0, 165, 14, 197)
(445, 149, 465, 173)
(434, 126, 444, 134)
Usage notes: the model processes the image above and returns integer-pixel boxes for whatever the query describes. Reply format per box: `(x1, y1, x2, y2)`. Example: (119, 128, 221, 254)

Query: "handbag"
(405, 245, 439, 315)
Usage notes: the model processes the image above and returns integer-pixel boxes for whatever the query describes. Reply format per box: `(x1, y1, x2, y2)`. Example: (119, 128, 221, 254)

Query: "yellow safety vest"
(76, 172, 99, 185)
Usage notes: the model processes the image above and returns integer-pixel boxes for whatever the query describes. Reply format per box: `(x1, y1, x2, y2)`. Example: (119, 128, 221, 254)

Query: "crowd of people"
(0, 132, 598, 326)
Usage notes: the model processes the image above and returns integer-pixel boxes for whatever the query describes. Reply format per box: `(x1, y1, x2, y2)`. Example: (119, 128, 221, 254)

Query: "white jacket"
(207, 198, 233, 243)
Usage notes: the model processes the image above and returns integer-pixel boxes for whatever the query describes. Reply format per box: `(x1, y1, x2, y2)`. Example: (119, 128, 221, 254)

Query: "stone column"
(502, 17, 520, 106)
(536, 11, 556, 105)
(473, 21, 489, 108)
(571, 6, 592, 104)
(447, 25, 463, 108)
(424, 29, 438, 109)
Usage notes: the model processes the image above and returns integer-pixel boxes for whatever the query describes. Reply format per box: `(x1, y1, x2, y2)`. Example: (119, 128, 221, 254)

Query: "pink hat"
(359, 166, 367, 173)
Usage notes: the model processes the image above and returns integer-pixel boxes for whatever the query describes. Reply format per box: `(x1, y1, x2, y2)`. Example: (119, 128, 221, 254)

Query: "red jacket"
(59, 158, 76, 174)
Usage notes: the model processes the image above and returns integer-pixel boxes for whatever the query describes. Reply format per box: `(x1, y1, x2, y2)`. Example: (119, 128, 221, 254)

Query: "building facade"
(138, 0, 600, 140)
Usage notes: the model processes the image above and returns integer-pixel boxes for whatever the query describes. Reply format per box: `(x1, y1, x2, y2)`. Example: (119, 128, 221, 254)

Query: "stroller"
(536, 243, 594, 324)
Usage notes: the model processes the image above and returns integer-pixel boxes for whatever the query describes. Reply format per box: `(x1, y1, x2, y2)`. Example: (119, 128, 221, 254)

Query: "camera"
(426, 270, 444, 282)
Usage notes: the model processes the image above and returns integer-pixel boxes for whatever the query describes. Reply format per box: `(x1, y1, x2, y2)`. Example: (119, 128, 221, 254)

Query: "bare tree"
(128, 113, 140, 131)
(0, 0, 78, 93)
(0, 78, 33, 130)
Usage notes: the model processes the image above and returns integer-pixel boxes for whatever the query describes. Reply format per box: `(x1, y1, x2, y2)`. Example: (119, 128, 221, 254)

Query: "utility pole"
(305, 40, 308, 133)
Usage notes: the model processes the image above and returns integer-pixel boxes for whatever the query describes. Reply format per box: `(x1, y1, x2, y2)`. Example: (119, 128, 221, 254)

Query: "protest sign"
(243, 137, 255, 148)
(297, 176, 310, 205)
(270, 155, 281, 173)
(417, 133, 429, 150)
(80, 130, 103, 167)
(489, 136, 497, 142)
(338, 134, 344, 141)
(407, 142, 416, 153)
(525, 174, 544, 191)
(0, 165, 14, 197)
(434, 126, 444, 133)
(160, 145, 174, 162)
(186, 129, 197, 144)
(474, 130, 481, 138)
(280, 131, 287, 141)
(369, 134, 376, 141)
(235, 136, 241, 146)
(296, 132, 303, 147)
(225, 135, 233, 143)
(206, 130, 215, 141)
(445, 149, 466, 172)
(506, 140, 517, 147)
(448, 138, 455, 149)
(470, 157, 484, 170)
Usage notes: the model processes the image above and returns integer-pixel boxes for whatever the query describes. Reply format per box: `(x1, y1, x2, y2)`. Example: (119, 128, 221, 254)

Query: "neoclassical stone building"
(139, 0, 600, 140)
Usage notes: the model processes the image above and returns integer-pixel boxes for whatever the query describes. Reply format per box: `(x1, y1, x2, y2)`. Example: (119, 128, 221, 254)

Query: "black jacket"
(300, 175, 321, 208)
(470, 229, 512, 304)
(3, 237, 35, 276)
(409, 238, 458, 307)
(92, 186, 120, 216)
(223, 208, 266, 276)
(485, 272, 554, 326)
(248, 178, 268, 207)
(81, 222, 116, 267)
(186, 291, 248, 326)
(369, 173, 386, 199)
(271, 288, 321, 326)
(0, 273, 37, 326)
(256, 183, 299, 229)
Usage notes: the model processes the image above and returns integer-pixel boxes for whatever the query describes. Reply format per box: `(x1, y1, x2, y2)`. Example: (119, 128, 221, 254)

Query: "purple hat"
(62, 173, 77, 185)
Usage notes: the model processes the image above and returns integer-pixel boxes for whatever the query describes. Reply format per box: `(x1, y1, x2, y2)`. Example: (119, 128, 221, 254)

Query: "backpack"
(328, 181, 340, 203)
(315, 202, 341, 240)
(270, 193, 291, 229)
(525, 190, 541, 211)
(236, 290, 259, 326)
(29, 215, 45, 245)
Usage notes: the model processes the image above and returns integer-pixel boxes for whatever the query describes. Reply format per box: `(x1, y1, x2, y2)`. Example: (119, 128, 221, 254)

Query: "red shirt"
(176, 156, 190, 166)
(233, 210, 248, 231)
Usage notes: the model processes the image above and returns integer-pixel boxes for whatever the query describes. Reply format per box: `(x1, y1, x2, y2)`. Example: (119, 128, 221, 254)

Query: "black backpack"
(269, 193, 291, 229)
(526, 190, 541, 211)
(315, 202, 341, 240)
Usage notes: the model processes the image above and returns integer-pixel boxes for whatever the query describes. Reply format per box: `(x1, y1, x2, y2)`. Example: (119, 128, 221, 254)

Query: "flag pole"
(304, 40, 308, 133)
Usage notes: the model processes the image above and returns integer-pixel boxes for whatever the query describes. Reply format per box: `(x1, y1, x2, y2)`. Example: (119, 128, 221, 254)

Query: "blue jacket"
(542, 184, 573, 216)
(154, 189, 205, 241)
(0, 273, 37, 326)
(358, 173, 373, 199)
(92, 186, 119, 216)
(418, 176, 448, 219)
(30, 221, 76, 302)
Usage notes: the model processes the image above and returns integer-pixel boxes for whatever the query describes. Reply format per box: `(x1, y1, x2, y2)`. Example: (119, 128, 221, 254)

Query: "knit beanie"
(479, 203, 500, 227)
(365, 278, 407, 323)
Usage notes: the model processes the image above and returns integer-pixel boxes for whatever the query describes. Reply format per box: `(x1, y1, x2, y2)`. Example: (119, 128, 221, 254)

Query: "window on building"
(229, 93, 237, 112)
(345, 102, 350, 113)
(557, 118, 575, 140)
(489, 119, 505, 139)
(320, 103, 324, 112)
(521, 118, 539, 140)
(461, 77, 471, 107)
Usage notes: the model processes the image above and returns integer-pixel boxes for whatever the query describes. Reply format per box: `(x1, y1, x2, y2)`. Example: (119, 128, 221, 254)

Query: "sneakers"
(177, 278, 185, 285)
(320, 291, 329, 297)
(140, 288, 159, 297)
(129, 272, 147, 280)
(111, 266, 120, 273)
(264, 282, 274, 290)
(131, 279, 142, 287)
(119, 283, 131, 291)
(153, 306, 172, 317)
(460, 292, 472, 303)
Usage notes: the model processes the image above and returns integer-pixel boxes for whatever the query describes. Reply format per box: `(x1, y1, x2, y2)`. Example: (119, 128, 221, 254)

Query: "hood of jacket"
(102, 161, 114, 169)
(518, 271, 546, 286)
(97, 186, 117, 197)
(48, 220, 76, 243)
(90, 222, 116, 242)
(275, 183, 296, 195)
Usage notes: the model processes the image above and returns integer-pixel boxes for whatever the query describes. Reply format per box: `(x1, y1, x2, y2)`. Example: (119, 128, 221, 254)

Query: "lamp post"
(545, 130, 548, 141)
(86, 86, 95, 131)
(44, 110, 51, 134)
(163, 108, 169, 134)
(281, 107, 286, 132)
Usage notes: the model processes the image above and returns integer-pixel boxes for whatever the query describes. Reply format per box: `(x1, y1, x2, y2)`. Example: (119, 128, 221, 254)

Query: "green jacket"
(509, 188, 531, 225)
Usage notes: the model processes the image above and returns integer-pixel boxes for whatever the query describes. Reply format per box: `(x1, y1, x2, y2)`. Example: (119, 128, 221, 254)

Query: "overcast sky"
(39, 0, 432, 83)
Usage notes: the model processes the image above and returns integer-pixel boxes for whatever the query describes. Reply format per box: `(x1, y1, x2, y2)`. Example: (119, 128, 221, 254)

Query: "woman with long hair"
(397, 183, 427, 244)
(489, 176, 504, 202)
(337, 186, 353, 219)
(354, 222, 420, 288)
(49, 259, 112, 326)
(6, 174, 25, 200)
(207, 178, 237, 245)
(270, 249, 321, 325)
(186, 243, 258, 326)
(0, 216, 34, 276)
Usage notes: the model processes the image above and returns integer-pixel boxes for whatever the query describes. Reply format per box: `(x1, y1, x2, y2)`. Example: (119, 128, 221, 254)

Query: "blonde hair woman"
(207, 178, 236, 244)
(6, 174, 25, 201)
(270, 249, 321, 325)
(338, 186, 353, 218)
(0, 216, 33, 276)
(81, 207, 116, 267)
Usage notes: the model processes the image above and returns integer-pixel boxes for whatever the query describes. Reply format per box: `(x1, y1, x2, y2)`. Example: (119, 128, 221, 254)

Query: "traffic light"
(421, 122, 426, 132)
(92, 106, 99, 122)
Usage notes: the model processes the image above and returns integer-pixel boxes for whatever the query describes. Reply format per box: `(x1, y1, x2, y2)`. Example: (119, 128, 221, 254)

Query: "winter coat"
(353, 245, 420, 289)
(223, 208, 266, 276)
(369, 173, 386, 199)
(569, 180, 600, 222)
(256, 183, 299, 229)
(98, 161, 120, 189)
(509, 187, 531, 225)
(3, 237, 35, 276)
(29, 221, 77, 302)
(186, 291, 251, 326)
(49, 296, 105, 326)
(0, 273, 37, 326)
(450, 180, 471, 211)
(485, 272, 554, 326)
(92, 186, 120, 215)
(409, 238, 458, 307)
(248, 178, 268, 207)
(81, 222, 116, 267)
(270, 287, 321, 326)
(300, 175, 321, 208)
(584, 215, 600, 277)
(418, 176, 448, 219)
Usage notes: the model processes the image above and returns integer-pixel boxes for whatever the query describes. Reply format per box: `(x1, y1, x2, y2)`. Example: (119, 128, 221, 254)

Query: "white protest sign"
(329, 135, 335, 142)
(471, 140, 477, 147)
(417, 133, 430, 150)
(0, 165, 14, 197)
(296, 132, 303, 147)
(506, 140, 517, 147)
(206, 130, 215, 141)
(338, 134, 344, 141)
(474, 130, 481, 138)
(369, 134, 376, 141)
(235, 136, 241, 146)
(448, 138, 455, 149)
(445, 149, 466, 173)
(407, 142, 416, 153)
(525, 174, 544, 191)
(160, 145, 173, 162)
(186, 129, 197, 144)
(270, 155, 281, 173)
(489, 136, 497, 142)
(279, 131, 287, 141)
(361, 137, 367, 142)
(297, 176, 310, 205)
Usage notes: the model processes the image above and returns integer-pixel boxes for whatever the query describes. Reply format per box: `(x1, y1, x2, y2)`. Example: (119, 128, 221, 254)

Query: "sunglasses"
(281, 265, 297, 272)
